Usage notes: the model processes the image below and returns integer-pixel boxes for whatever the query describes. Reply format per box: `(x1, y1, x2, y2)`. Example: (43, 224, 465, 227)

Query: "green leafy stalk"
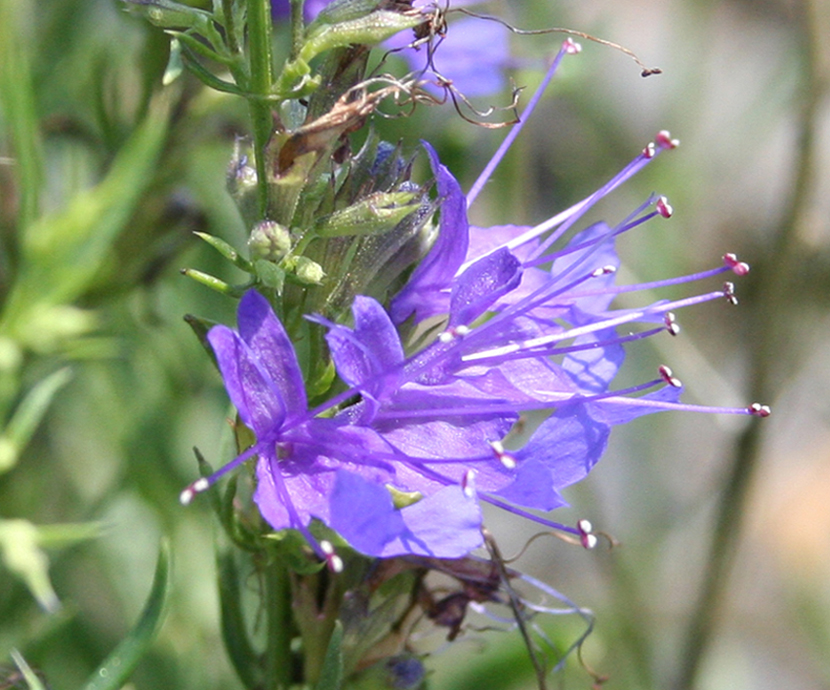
(265, 548, 295, 689)
(290, 0, 307, 60)
(247, 0, 275, 219)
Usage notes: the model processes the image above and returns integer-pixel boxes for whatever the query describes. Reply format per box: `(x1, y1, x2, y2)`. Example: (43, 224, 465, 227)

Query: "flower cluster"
(182, 39, 768, 567)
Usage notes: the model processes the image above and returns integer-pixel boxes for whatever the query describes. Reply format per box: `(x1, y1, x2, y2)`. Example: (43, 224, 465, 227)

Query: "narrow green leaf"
(178, 41, 245, 95)
(80, 539, 172, 690)
(313, 620, 343, 690)
(10, 648, 47, 690)
(183, 313, 220, 366)
(194, 231, 254, 272)
(170, 29, 231, 66)
(0, 367, 73, 474)
(216, 545, 264, 689)
(180, 268, 249, 296)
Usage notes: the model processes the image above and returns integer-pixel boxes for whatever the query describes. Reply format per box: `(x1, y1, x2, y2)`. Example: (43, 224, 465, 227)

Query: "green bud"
(248, 221, 292, 261)
(301, 10, 422, 63)
(125, 0, 211, 31)
(293, 257, 326, 285)
(311, 0, 390, 25)
(314, 192, 421, 237)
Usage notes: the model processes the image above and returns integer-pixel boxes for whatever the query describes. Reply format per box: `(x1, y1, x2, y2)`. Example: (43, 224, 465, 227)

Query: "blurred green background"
(2, 0, 828, 688)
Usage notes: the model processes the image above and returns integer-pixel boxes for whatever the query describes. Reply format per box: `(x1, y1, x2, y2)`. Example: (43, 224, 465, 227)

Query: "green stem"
(289, 0, 306, 60)
(673, 3, 827, 688)
(221, 0, 240, 56)
(265, 550, 294, 690)
(247, 0, 275, 219)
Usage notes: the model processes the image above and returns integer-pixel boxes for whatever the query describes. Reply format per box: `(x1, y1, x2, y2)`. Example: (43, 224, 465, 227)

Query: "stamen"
(490, 440, 517, 469)
(655, 130, 680, 149)
(664, 312, 680, 336)
(658, 364, 683, 388)
(723, 253, 750, 276)
(563, 37, 582, 54)
(748, 402, 771, 418)
(577, 519, 597, 549)
(180, 477, 209, 506)
(590, 265, 617, 277)
(439, 324, 471, 343)
(179, 445, 259, 505)
(462, 469, 477, 498)
(643, 142, 657, 159)
(656, 196, 673, 218)
(320, 540, 344, 573)
(722, 281, 738, 305)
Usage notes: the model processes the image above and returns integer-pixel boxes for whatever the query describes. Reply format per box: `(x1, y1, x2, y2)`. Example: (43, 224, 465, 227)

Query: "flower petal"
(330, 471, 483, 558)
(449, 247, 522, 327)
(390, 142, 469, 324)
(207, 325, 286, 437)
(236, 290, 307, 419)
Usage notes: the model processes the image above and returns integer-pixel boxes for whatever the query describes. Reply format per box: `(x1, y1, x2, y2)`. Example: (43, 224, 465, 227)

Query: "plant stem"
(289, 0, 306, 60)
(247, 0, 275, 219)
(265, 551, 294, 689)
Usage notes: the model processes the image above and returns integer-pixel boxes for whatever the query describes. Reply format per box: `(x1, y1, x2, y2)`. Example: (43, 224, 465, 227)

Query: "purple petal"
(563, 325, 625, 394)
(253, 452, 335, 532)
(236, 290, 307, 419)
(325, 295, 404, 392)
(550, 222, 620, 314)
(390, 142, 469, 324)
(449, 248, 522, 327)
(331, 471, 483, 557)
(329, 470, 407, 554)
(492, 457, 569, 511)
(511, 406, 610, 493)
(207, 325, 286, 438)
(385, 15, 508, 98)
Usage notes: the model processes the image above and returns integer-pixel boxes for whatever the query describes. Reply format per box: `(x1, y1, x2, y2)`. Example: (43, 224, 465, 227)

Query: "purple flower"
(184, 39, 767, 565)
(273, 0, 510, 97)
(384, 8, 511, 97)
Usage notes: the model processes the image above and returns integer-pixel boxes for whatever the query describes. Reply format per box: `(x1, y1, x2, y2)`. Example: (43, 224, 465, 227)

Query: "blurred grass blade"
(0, 519, 61, 613)
(0, 96, 170, 349)
(9, 648, 46, 690)
(0, 367, 73, 474)
(217, 544, 264, 689)
(313, 620, 343, 690)
(0, 0, 44, 230)
(80, 539, 172, 690)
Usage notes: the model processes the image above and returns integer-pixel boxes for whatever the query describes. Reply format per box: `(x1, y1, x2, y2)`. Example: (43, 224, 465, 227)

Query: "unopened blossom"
(184, 39, 767, 563)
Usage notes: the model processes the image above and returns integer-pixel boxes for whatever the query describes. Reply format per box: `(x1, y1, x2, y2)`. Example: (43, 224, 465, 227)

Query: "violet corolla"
(182, 38, 768, 566)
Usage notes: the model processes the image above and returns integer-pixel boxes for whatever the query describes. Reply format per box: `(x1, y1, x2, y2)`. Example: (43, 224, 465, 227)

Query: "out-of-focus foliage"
(1, 0, 829, 689)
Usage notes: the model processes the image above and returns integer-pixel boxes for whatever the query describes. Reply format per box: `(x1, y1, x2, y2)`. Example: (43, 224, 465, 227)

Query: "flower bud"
(293, 257, 326, 285)
(125, 0, 211, 30)
(248, 221, 292, 262)
(302, 8, 422, 63)
(314, 192, 421, 237)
